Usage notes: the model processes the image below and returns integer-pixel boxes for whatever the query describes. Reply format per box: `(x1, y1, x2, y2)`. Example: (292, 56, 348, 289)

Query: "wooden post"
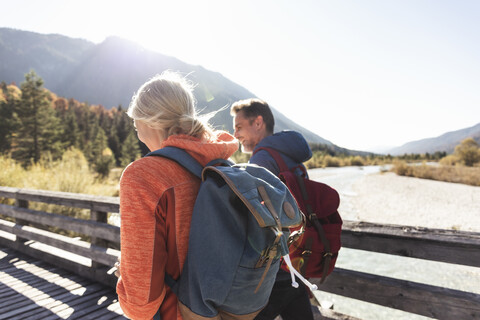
(15, 199, 29, 244)
(91, 210, 108, 269)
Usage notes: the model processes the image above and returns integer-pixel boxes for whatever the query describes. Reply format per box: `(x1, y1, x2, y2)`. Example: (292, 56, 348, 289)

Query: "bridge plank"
(15, 283, 106, 320)
(0, 247, 126, 319)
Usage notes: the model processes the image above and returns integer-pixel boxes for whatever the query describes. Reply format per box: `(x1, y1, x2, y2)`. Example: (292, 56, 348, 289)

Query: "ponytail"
(127, 71, 214, 140)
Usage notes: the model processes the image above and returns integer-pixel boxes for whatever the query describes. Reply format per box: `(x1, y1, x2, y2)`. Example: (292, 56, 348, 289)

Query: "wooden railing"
(0, 186, 120, 288)
(315, 221, 480, 319)
(0, 186, 479, 319)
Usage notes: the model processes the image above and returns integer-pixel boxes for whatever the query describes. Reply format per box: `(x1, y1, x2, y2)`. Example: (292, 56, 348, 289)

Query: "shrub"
(94, 148, 116, 179)
(392, 159, 411, 176)
(454, 138, 480, 167)
(304, 152, 324, 168)
(439, 154, 460, 166)
(350, 156, 365, 166)
(323, 155, 341, 167)
(56, 148, 93, 193)
(391, 161, 480, 186)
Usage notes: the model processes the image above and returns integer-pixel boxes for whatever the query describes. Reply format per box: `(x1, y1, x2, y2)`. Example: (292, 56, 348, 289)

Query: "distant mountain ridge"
(387, 122, 480, 155)
(0, 27, 343, 150)
(0, 28, 93, 89)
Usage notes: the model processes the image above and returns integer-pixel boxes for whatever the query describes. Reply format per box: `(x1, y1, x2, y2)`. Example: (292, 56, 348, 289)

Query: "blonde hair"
(127, 71, 213, 140)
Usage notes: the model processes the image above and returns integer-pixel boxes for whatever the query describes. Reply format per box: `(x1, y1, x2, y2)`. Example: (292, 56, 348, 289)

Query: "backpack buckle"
(256, 244, 279, 268)
(288, 229, 304, 246)
(302, 249, 312, 257)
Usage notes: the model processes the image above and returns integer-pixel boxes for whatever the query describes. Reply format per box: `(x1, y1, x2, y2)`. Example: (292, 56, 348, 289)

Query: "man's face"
(233, 111, 264, 153)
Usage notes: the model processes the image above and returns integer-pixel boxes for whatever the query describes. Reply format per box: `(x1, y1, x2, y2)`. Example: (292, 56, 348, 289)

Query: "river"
(308, 166, 480, 320)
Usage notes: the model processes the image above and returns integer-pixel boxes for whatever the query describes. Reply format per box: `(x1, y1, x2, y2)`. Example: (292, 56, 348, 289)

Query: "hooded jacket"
(250, 130, 312, 176)
(116, 131, 238, 320)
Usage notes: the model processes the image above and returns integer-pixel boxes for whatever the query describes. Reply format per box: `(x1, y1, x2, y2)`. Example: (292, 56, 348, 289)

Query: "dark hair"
(230, 98, 275, 134)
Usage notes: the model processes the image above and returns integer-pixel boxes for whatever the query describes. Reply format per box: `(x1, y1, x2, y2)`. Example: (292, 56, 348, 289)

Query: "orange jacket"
(117, 132, 238, 320)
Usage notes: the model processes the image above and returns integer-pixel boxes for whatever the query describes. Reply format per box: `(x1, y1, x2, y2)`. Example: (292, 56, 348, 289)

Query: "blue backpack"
(146, 147, 306, 319)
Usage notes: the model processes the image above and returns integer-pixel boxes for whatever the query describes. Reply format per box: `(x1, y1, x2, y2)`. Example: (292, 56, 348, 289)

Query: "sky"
(1, 0, 480, 152)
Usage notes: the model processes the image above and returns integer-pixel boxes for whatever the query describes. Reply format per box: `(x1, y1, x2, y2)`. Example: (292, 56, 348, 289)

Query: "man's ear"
(254, 115, 264, 129)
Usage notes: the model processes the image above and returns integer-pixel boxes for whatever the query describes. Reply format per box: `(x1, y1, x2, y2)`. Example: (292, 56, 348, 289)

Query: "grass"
(0, 148, 120, 196)
(391, 160, 480, 186)
(0, 150, 121, 239)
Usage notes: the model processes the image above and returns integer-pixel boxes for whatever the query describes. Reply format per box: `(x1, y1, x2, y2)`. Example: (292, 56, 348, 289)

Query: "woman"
(116, 71, 238, 319)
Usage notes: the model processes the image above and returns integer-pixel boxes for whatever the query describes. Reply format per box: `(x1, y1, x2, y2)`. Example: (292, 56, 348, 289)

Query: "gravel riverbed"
(309, 168, 480, 232)
(307, 167, 480, 320)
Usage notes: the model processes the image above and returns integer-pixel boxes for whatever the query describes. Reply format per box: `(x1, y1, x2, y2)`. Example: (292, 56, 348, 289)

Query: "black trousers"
(255, 274, 314, 320)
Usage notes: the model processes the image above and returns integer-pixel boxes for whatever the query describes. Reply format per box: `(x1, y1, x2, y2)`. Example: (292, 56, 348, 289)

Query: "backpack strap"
(164, 273, 178, 294)
(146, 147, 198, 304)
(145, 146, 204, 178)
(253, 147, 290, 172)
(146, 146, 234, 179)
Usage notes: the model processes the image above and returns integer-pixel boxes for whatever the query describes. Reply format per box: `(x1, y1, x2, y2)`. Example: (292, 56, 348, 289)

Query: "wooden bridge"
(0, 246, 124, 319)
(0, 186, 479, 319)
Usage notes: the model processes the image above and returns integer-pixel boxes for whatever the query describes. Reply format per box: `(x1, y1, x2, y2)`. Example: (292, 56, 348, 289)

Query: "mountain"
(387, 122, 480, 155)
(0, 27, 341, 149)
(0, 28, 93, 89)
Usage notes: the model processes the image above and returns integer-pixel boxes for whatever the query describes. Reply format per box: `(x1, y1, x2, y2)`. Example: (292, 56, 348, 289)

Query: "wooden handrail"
(342, 220, 480, 267)
(0, 204, 120, 242)
(0, 186, 119, 212)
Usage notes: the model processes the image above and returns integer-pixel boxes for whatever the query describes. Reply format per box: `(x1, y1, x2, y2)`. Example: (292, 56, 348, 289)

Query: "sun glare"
(86, 1, 212, 62)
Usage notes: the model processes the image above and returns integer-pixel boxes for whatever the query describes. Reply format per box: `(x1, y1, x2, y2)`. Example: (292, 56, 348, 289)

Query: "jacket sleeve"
(116, 162, 168, 320)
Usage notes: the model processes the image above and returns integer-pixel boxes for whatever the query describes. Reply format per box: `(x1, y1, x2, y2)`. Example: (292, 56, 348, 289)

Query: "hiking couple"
(116, 72, 315, 320)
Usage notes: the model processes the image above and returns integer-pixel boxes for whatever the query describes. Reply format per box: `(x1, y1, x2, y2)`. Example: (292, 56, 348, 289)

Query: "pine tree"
(86, 123, 115, 177)
(108, 126, 121, 166)
(112, 105, 139, 166)
(62, 106, 81, 149)
(0, 82, 21, 153)
(14, 71, 63, 165)
(115, 105, 131, 143)
(76, 103, 100, 158)
(120, 131, 141, 167)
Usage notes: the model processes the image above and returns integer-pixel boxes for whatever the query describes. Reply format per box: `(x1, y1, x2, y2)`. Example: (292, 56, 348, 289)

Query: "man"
(231, 98, 314, 320)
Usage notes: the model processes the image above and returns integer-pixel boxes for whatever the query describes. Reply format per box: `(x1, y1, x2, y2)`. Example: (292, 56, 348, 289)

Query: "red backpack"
(254, 147, 342, 283)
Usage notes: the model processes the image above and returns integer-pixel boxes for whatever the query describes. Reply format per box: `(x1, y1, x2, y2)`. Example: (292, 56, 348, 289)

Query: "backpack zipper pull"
(282, 254, 318, 291)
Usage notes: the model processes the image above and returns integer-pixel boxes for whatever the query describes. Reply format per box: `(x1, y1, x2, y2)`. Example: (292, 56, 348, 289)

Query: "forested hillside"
(0, 71, 140, 176)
